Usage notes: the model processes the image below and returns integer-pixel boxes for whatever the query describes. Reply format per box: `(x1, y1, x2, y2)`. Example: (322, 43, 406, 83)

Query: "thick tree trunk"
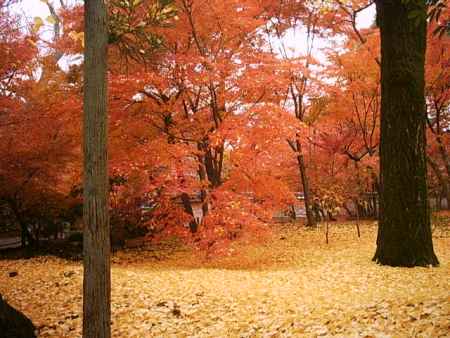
(296, 138, 316, 227)
(83, 1, 111, 338)
(373, 0, 439, 267)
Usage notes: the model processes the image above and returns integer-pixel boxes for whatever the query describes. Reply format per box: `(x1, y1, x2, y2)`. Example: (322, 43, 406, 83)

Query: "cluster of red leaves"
(1, 0, 449, 254)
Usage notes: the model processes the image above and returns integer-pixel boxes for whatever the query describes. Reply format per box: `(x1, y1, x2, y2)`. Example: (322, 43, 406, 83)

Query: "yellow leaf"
(33, 17, 44, 33)
(46, 15, 57, 25)
(68, 31, 85, 47)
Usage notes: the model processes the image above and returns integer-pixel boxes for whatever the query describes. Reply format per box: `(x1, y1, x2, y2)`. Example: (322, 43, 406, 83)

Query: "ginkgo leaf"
(0, 225, 448, 338)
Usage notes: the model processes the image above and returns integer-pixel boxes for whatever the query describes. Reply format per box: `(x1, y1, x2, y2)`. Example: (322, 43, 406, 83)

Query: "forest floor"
(0, 222, 449, 338)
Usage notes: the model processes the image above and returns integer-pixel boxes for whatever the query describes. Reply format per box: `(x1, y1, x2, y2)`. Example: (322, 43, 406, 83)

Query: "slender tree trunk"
(436, 136, 450, 179)
(427, 156, 450, 210)
(355, 205, 361, 238)
(343, 202, 355, 218)
(197, 142, 210, 222)
(436, 138, 450, 207)
(373, 0, 439, 267)
(7, 200, 34, 248)
(83, 1, 111, 338)
(296, 138, 316, 227)
(372, 183, 378, 218)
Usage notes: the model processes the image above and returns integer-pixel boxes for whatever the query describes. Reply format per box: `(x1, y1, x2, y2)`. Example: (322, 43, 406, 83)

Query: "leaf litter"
(0, 223, 449, 337)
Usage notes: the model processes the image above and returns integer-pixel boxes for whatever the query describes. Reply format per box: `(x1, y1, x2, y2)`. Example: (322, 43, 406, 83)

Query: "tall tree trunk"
(371, 177, 379, 218)
(427, 156, 450, 210)
(296, 138, 315, 227)
(196, 142, 210, 223)
(83, 1, 111, 338)
(7, 199, 35, 248)
(436, 135, 450, 179)
(373, 0, 439, 267)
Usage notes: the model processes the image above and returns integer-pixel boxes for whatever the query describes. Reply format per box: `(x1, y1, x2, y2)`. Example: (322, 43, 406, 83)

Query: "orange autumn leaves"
(1, 0, 449, 253)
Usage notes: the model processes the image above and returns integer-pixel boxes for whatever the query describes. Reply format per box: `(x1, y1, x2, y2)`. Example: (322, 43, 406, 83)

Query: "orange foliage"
(1, 0, 449, 253)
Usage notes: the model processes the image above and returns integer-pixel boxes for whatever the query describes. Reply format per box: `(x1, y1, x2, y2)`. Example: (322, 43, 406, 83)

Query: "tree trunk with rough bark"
(373, 0, 439, 267)
(83, 1, 111, 337)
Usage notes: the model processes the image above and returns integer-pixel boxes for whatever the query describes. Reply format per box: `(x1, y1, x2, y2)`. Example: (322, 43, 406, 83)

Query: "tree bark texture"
(373, 0, 439, 267)
(83, 1, 111, 337)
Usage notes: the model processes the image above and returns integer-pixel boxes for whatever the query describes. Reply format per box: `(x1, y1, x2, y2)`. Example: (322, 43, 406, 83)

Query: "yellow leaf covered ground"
(1, 223, 449, 337)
